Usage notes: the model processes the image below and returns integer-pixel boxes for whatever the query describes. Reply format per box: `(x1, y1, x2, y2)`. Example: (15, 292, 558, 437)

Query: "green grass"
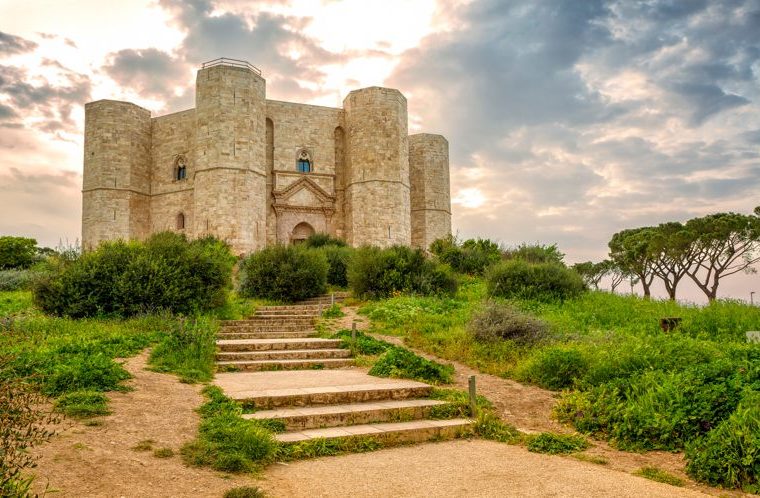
(153, 447, 175, 458)
(223, 487, 267, 498)
(53, 390, 110, 418)
(634, 466, 684, 487)
(526, 432, 590, 455)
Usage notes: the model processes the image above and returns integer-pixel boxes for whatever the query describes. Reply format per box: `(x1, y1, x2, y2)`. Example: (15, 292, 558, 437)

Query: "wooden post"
(318, 303, 323, 316)
(351, 321, 357, 343)
(331, 292, 335, 306)
(469, 375, 477, 417)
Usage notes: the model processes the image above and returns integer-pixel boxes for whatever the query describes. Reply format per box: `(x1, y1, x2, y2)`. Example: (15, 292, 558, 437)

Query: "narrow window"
(296, 150, 312, 173)
(177, 212, 185, 230)
(176, 156, 187, 181)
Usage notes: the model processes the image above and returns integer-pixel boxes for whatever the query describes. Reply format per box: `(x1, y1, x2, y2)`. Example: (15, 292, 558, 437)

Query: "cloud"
(103, 48, 190, 101)
(0, 31, 37, 55)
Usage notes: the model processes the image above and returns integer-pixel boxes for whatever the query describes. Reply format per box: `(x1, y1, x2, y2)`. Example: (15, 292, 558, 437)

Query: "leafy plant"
(468, 301, 548, 344)
(486, 259, 585, 302)
(369, 347, 454, 384)
(319, 245, 353, 288)
(321, 304, 345, 319)
(239, 245, 328, 302)
(0, 236, 38, 270)
(430, 235, 501, 276)
(516, 347, 589, 390)
(54, 390, 110, 418)
(224, 487, 267, 498)
(527, 432, 590, 454)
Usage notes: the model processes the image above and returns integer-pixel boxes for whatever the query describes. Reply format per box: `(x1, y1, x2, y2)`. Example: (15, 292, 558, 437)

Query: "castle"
(82, 58, 451, 254)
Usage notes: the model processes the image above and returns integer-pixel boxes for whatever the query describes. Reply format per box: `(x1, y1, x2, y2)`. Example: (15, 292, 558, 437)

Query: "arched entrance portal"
(290, 222, 315, 244)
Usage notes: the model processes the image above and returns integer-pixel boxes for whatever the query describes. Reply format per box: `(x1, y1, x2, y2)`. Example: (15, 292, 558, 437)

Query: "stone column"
(409, 133, 452, 250)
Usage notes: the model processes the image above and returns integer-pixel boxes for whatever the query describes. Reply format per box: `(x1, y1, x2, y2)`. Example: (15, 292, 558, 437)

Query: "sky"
(0, 0, 758, 303)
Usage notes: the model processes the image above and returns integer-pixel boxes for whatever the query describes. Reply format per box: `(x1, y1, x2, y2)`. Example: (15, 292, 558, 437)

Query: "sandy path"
(259, 440, 708, 498)
(31, 351, 253, 498)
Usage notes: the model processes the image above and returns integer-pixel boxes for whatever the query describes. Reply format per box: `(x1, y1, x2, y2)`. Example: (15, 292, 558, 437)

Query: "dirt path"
(31, 351, 253, 497)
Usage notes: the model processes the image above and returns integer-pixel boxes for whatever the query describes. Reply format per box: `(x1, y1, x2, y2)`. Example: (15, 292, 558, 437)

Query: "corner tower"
(82, 100, 151, 249)
(409, 133, 452, 250)
(193, 59, 267, 254)
(343, 87, 411, 247)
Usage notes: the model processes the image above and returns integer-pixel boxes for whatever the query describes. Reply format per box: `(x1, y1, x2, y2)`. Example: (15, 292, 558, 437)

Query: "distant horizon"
(1, 0, 758, 302)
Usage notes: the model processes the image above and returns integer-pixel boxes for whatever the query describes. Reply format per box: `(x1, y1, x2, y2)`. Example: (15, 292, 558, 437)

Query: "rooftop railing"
(201, 58, 262, 75)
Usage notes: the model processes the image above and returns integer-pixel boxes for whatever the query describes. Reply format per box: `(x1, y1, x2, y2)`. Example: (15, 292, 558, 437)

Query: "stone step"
(217, 338, 342, 352)
(275, 418, 473, 444)
(216, 349, 352, 362)
(245, 399, 447, 430)
(257, 305, 322, 311)
(220, 324, 315, 332)
(254, 309, 322, 316)
(216, 358, 355, 372)
(229, 381, 433, 409)
(247, 314, 317, 320)
(221, 319, 315, 326)
(217, 331, 316, 340)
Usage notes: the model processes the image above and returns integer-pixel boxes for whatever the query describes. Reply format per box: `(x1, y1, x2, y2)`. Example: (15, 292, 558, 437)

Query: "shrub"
(685, 394, 760, 491)
(430, 236, 501, 276)
(468, 301, 548, 344)
(44, 353, 132, 396)
(0, 270, 39, 291)
(503, 243, 565, 264)
(0, 236, 37, 270)
(369, 347, 454, 384)
(527, 432, 590, 454)
(33, 233, 235, 318)
(321, 304, 345, 319)
(319, 245, 353, 288)
(224, 487, 267, 498)
(348, 246, 457, 298)
(1, 372, 59, 497)
(303, 233, 347, 248)
(486, 259, 585, 302)
(54, 390, 110, 418)
(148, 317, 217, 383)
(517, 346, 589, 390)
(239, 245, 328, 302)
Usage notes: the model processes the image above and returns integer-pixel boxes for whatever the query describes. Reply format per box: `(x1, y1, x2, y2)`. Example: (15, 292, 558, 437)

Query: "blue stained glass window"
(297, 159, 311, 173)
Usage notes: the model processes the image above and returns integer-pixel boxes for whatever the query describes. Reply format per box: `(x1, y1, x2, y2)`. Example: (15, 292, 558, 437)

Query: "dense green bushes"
(486, 259, 585, 301)
(239, 245, 328, 302)
(0, 236, 38, 270)
(369, 347, 454, 384)
(468, 301, 548, 344)
(348, 245, 457, 298)
(33, 233, 235, 318)
(430, 236, 501, 275)
(685, 393, 760, 492)
(320, 245, 352, 287)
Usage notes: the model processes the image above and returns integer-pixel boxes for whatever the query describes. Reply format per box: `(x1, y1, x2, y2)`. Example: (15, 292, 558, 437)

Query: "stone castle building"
(82, 58, 451, 254)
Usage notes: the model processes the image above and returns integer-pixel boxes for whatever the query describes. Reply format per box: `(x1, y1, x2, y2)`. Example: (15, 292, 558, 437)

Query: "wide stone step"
(216, 349, 352, 362)
(245, 399, 447, 430)
(221, 324, 314, 332)
(221, 318, 315, 326)
(217, 331, 316, 340)
(254, 310, 321, 316)
(257, 305, 322, 311)
(217, 338, 342, 352)
(276, 418, 473, 444)
(216, 358, 355, 372)
(228, 381, 433, 409)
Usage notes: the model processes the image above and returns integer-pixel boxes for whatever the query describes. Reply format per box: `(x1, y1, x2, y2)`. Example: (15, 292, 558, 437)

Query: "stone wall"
(343, 87, 411, 247)
(82, 100, 152, 248)
(409, 133, 452, 250)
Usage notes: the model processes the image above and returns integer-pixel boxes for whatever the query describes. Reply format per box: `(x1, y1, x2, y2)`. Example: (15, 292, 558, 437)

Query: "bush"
(0, 236, 37, 270)
(53, 390, 110, 418)
(527, 432, 590, 454)
(348, 246, 457, 298)
(486, 259, 585, 302)
(517, 346, 589, 390)
(239, 244, 328, 303)
(0, 270, 38, 291)
(33, 233, 235, 318)
(503, 243, 565, 264)
(319, 245, 353, 288)
(303, 233, 347, 248)
(685, 394, 760, 491)
(430, 236, 501, 276)
(44, 353, 132, 396)
(148, 317, 217, 383)
(369, 347, 454, 384)
(468, 301, 548, 344)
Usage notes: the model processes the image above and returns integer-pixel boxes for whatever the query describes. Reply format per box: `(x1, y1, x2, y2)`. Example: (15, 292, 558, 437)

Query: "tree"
(607, 261, 629, 293)
(0, 237, 37, 270)
(571, 261, 609, 290)
(504, 243, 565, 265)
(683, 209, 760, 302)
(648, 222, 695, 301)
(608, 228, 656, 298)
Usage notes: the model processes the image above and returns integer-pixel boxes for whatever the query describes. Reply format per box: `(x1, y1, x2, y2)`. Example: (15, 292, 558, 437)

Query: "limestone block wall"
(409, 133, 452, 250)
(82, 100, 152, 248)
(343, 87, 411, 247)
(193, 64, 267, 254)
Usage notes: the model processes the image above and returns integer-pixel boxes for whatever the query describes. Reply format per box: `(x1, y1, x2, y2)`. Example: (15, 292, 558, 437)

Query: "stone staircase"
(214, 294, 472, 447)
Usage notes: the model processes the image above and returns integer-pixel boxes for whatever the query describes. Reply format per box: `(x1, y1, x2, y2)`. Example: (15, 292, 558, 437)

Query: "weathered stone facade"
(82, 59, 452, 254)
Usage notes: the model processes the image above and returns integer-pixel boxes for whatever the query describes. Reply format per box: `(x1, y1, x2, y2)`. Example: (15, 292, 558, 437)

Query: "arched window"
(291, 222, 315, 244)
(296, 149, 312, 173)
(175, 156, 187, 181)
(176, 212, 185, 230)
